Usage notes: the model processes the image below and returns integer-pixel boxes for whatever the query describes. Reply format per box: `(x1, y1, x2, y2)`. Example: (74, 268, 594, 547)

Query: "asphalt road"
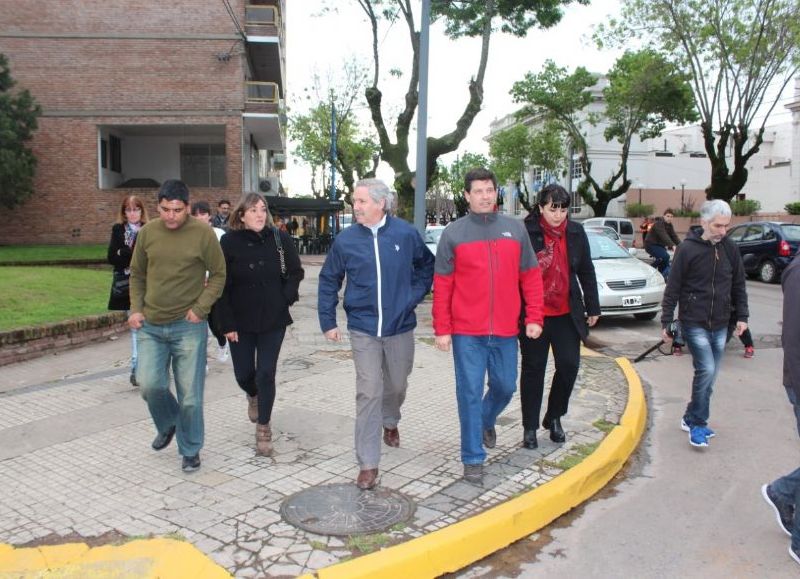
(458, 279, 796, 578)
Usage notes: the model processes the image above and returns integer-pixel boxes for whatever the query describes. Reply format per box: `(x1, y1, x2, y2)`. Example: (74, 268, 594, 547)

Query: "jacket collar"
(467, 211, 498, 225)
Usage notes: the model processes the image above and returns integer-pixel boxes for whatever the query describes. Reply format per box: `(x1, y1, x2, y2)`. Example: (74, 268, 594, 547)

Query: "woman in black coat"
(107, 195, 148, 386)
(215, 193, 304, 456)
(519, 184, 600, 449)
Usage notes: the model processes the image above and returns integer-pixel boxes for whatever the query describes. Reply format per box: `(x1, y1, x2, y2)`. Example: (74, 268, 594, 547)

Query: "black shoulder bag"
(272, 227, 287, 280)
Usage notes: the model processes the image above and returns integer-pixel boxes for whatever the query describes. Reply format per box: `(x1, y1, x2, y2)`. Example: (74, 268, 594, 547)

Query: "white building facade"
(489, 77, 800, 218)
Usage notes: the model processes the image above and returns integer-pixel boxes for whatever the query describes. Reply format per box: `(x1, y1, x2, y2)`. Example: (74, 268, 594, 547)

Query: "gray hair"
(699, 199, 732, 222)
(355, 178, 395, 213)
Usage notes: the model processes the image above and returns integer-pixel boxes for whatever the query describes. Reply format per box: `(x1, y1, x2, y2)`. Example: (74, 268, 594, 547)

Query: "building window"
(570, 158, 583, 181)
(180, 144, 226, 187)
(109, 135, 122, 173)
(531, 168, 544, 191)
(100, 139, 108, 169)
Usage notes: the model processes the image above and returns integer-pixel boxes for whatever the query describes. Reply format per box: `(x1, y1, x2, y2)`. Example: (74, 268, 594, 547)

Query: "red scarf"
(537, 216, 570, 316)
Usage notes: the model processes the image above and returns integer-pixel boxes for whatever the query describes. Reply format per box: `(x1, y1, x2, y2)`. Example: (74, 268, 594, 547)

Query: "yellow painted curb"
(0, 538, 230, 578)
(313, 356, 646, 579)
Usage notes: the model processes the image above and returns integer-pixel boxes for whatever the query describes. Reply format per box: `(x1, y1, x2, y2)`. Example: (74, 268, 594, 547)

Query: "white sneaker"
(216, 343, 229, 362)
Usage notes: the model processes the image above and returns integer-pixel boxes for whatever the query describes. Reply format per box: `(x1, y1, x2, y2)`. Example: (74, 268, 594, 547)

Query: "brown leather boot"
(255, 423, 273, 456)
(247, 395, 258, 423)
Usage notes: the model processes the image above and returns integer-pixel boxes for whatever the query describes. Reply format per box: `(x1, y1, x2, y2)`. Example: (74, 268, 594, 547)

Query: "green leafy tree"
(290, 104, 379, 203)
(0, 54, 41, 210)
(595, 0, 800, 202)
(438, 152, 490, 217)
(511, 51, 696, 216)
(489, 122, 564, 211)
(352, 0, 588, 219)
(289, 62, 380, 203)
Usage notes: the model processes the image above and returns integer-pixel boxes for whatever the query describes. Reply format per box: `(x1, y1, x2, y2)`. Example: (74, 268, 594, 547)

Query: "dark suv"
(726, 221, 800, 283)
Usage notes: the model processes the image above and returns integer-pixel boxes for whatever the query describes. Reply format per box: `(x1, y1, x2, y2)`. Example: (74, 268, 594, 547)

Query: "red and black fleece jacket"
(432, 212, 544, 337)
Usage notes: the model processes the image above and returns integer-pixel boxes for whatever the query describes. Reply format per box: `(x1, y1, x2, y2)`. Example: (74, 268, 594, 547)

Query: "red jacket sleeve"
(520, 266, 544, 326)
(432, 272, 455, 336)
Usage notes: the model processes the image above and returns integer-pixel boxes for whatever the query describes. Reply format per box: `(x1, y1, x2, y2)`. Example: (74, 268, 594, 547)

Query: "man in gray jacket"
(761, 249, 800, 566)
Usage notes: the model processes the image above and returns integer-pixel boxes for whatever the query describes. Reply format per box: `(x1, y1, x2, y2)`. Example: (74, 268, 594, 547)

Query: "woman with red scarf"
(519, 184, 600, 449)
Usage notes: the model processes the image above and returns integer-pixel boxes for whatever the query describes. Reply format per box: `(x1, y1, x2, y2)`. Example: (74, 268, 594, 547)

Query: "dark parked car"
(726, 221, 800, 283)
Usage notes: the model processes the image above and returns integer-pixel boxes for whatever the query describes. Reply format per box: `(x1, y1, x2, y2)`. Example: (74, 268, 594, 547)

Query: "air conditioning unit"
(258, 176, 280, 196)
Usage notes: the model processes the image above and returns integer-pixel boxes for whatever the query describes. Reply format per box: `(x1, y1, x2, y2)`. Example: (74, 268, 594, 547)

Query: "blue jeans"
(130, 328, 138, 371)
(682, 324, 727, 427)
(452, 335, 518, 465)
(770, 386, 800, 549)
(136, 319, 207, 457)
(125, 311, 138, 371)
(646, 244, 671, 278)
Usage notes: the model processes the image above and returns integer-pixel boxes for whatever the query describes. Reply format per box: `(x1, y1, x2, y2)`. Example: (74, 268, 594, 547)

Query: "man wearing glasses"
(128, 180, 225, 473)
(432, 167, 544, 484)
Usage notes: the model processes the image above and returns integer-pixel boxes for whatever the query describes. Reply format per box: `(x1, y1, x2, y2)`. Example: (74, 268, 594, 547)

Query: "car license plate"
(623, 296, 642, 307)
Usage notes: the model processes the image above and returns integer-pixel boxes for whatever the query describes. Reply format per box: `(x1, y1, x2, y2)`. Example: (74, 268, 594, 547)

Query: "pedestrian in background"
(215, 193, 304, 457)
(318, 179, 434, 490)
(761, 248, 800, 566)
(661, 199, 749, 448)
(645, 209, 681, 278)
(191, 201, 228, 363)
(518, 184, 600, 449)
(433, 168, 543, 484)
(212, 199, 231, 230)
(129, 180, 225, 473)
(107, 195, 148, 386)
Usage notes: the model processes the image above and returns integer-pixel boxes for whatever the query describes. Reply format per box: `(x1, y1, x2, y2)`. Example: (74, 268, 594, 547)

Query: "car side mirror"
(628, 247, 638, 256)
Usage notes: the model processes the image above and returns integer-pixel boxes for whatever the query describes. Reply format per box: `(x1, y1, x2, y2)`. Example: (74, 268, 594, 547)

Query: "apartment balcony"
(243, 81, 285, 151)
(245, 3, 285, 89)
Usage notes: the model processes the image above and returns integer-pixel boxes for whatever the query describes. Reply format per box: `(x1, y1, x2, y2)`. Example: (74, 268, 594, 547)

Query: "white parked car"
(586, 231, 665, 320)
(582, 217, 636, 248)
(425, 225, 447, 254)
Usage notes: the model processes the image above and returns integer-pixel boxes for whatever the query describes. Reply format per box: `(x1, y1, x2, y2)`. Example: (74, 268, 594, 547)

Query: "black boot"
(523, 429, 538, 449)
(543, 415, 566, 443)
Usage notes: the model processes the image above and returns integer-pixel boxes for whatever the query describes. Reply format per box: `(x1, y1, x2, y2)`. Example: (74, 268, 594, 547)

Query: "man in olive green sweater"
(129, 180, 226, 473)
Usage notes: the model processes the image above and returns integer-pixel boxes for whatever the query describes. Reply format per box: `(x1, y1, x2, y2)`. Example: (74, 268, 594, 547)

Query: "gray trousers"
(350, 329, 414, 469)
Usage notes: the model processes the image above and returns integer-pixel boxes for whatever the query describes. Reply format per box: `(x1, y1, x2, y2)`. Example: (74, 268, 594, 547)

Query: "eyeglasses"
(125, 207, 142, 213)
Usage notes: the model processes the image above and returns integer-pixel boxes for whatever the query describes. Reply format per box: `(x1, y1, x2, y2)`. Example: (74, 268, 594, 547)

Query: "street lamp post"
(637, 182, 645, 206)
(680, 178, 687, 213)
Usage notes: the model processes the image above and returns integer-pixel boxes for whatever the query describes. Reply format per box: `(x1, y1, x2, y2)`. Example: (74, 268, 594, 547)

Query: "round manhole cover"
(281, 483, 414, 536)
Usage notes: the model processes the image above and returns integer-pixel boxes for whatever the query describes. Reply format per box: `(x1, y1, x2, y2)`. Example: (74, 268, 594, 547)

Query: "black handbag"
(111, 270, 130, 298)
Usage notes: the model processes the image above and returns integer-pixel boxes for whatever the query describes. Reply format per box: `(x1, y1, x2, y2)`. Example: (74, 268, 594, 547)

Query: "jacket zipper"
(488, 238, 495, 336)
(373, 230, 383, 337)
(708, 244, 718, 328)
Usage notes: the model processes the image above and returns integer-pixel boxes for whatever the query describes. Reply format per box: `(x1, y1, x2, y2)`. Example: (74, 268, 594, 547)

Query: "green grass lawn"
(0, 244, 106, 263)
(0, 267, 112, 330)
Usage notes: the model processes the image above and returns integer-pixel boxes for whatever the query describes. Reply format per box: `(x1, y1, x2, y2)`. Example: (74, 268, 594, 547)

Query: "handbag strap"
(272, 226, 287, 278)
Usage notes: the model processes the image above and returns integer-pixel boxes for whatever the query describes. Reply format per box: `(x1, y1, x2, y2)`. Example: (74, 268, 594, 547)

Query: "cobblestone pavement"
(0, 261, 630, 578)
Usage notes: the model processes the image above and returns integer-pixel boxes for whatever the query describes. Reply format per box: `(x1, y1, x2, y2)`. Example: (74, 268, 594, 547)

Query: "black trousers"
(229, 327, 286, 425)
(519, 314, 581, 430)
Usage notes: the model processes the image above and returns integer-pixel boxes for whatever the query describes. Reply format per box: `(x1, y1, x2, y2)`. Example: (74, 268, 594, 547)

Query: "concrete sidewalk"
(0, 260, 634, 578)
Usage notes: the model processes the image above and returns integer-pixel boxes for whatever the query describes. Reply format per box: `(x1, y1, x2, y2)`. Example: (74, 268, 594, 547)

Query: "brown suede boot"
(247, 395, 258, 423)
(256, 423, 273, 456)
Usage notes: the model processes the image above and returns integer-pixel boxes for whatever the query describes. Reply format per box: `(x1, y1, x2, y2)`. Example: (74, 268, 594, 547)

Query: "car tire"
(758, 260, 778, 283)
(634, 312, 658, 321)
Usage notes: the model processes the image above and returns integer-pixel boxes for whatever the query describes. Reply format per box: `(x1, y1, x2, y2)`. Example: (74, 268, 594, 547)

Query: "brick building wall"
(0, 0, 256, 245)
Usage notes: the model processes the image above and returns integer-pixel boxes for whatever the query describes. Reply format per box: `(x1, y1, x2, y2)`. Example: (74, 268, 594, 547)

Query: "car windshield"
(780, 224, 800, 242)
(587, 233, 632, 259)
(425, 228, 444, 244)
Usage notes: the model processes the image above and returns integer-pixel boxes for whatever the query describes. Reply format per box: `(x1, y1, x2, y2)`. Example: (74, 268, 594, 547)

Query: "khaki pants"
(350, 329, 414, 469)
